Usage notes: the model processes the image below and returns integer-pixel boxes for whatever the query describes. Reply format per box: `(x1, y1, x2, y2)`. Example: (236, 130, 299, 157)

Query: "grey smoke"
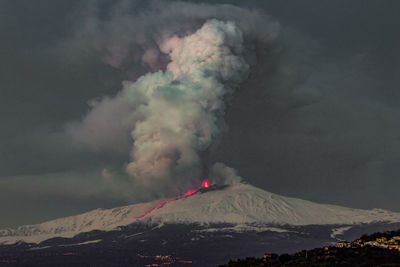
(66, 2, 279, 194)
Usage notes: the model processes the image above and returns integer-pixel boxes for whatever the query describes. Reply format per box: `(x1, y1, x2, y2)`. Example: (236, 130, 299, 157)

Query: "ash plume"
(126, 20, 249, 186)
(67, 1, 279, 194)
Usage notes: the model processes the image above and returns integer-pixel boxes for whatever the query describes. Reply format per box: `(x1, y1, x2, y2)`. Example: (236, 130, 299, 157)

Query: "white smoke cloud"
(125, 20, 249, 188)
(67, 2, 279, 194)
(210, 162, 242, 185)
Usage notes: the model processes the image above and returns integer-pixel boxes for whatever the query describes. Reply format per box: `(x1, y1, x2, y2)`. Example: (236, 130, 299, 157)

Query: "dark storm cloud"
(0, 0, 126, 178)
(212, 0, 400, 210)
(1, 0, 400, 227)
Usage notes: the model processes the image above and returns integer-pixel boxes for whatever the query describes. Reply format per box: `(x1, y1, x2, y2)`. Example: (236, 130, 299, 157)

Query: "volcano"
(2, 182, 400, 243)
(2, 183, 400, 266)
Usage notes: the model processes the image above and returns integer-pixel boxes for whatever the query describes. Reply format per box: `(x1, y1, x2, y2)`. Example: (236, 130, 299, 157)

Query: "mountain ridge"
(1, 182, 400, 244)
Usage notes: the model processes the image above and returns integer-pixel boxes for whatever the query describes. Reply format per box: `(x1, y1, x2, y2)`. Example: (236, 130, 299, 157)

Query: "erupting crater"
(133, 179, 212, 221)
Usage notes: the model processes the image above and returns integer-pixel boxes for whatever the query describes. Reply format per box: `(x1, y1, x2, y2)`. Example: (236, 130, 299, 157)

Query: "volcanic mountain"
(1, 182, 400, 245)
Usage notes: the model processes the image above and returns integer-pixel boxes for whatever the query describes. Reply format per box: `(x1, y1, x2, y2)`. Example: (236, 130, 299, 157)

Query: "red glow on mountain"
(139, 207, 157, 218)
(183, 190, 197, 197)
(133, 188, 199, 221)
(133, 180, 212, 221)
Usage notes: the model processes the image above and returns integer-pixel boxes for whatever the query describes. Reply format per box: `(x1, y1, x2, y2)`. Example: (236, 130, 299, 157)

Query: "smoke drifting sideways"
(67, 2, 279, 197)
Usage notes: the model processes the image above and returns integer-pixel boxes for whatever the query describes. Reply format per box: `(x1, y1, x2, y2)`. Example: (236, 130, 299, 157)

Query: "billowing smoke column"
(68, 4, 279, 195)
(125, 20, 248, 187)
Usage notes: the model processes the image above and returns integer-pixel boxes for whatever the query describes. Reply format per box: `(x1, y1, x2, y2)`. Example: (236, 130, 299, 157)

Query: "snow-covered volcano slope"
(1, 183, 400, 244)
(142, 183, 400, 225)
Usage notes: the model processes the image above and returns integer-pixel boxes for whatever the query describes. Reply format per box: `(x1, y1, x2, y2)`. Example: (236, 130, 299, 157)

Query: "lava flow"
(133, 179, 211, 221)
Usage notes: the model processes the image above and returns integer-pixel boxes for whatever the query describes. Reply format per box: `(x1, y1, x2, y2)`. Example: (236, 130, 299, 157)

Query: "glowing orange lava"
(202, 180, 210, 188)
(183, 190, 197, 197)
(133, 189, 198, 221)
(132, 179, 211, 221)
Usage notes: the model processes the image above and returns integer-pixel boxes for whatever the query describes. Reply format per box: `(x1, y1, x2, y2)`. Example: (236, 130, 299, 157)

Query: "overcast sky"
(1, 0, 400, 227)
